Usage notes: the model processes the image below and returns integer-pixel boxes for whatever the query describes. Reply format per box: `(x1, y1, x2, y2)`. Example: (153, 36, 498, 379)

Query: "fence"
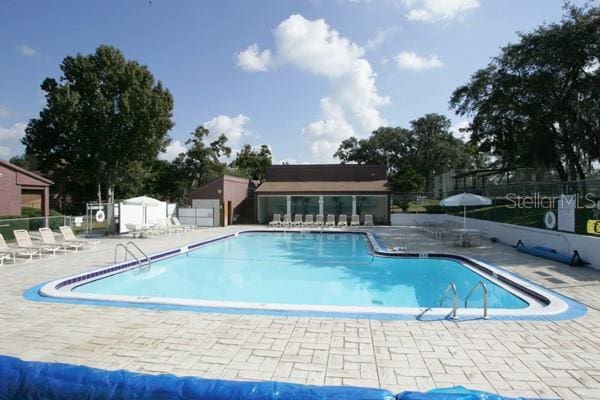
(0, 216, 76, 241)
(393, 178, 600, 237)
(178, 207, 215, 227)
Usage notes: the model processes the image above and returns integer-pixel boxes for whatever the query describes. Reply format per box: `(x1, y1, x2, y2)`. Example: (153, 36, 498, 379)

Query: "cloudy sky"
(0, 0, 585, 163)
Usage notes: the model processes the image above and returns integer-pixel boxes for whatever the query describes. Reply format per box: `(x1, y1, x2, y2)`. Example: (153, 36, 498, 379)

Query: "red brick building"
(0, 159, 53, 217)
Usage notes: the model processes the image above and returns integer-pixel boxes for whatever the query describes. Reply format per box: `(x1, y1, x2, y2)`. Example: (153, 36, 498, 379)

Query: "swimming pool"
(39, 230, 579, 319)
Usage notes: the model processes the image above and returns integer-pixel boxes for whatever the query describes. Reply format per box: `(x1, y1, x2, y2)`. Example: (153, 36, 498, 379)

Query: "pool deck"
(1, 225, 600, 399)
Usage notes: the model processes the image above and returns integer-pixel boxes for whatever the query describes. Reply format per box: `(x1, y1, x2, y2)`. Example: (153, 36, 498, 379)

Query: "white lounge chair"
(292, 214, 303, 226)
(325, 214, 336, 227)
(39, 228, 83, 253)
(0, 233, 38, 262)
(59, 226, 99, 248)
(337, 214, 348, 227)
(302, 214, 314, 227)
(268, 214, 281, 227)
(14, 229, 60, 256)
(350, 214, 360, 227)
(314, 214, 324, 227)
(281, 214, 292, 227)
(363, 214, 374, 226)
(165, 217, 185, 233)
(171, 216, 197, 231)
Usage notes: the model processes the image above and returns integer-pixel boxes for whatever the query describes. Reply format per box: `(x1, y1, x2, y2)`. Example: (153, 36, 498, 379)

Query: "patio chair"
(337, 214, 348, 227)
(1, 233, 39, 262)
(165, 217, 185, 233)
(13, 229, 60, 256)
(350, 214, 360, 227)
(314, 214, 324, 227)
(39, 228, 83, 253)
(302, 214, 314, 227)
(292, 214, 304, 227)
(325, 214, 336, 227)
(171, 216, 197, 231)
(363, 214, 374, 226)
(281, 214, 292, 227)
(268, 214, 281, 227)
(58, 226, 99, 248)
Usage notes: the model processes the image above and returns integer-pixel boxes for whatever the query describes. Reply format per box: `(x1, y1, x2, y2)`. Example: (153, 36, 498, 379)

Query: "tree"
(450, 4, 600, 182)
(22, 45, 174, 203)
(410, 114, 471, 191)
(229, 144, 272, 180)
(175, 126, 231, 191)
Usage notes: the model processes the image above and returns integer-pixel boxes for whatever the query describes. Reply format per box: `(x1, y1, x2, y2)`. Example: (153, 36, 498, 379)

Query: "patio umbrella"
(440, 193, 492, 228)
(123, 196, 162, 225)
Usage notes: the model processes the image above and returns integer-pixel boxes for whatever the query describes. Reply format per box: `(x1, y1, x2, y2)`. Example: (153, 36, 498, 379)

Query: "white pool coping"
(39, 229, 572, 320)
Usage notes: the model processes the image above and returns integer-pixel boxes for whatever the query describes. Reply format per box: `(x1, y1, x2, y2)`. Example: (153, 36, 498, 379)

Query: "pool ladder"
(114, 242, 152, 270)
(439, 281, 489, 320)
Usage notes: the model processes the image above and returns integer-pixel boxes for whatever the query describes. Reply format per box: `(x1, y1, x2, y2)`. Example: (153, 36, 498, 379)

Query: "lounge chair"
(350, 214, 360, 227)
(39, 228, 83, 253)
(325, 214, 336, 227)
(363, 214, 374, 226)
(302, 214, 314, 227)
(13, 229, 60, 256)
(165, 218, 185, 233)
(292, 214, 303, 226)
(268, 214, 281, 227)
(0, 233, 38, 262)
(58, 226, 99, 248)
(337, 214, 348, 227)
(314, 214, 324, 227)
(171, 216, 197, 231)
(281, 214, 292, 227)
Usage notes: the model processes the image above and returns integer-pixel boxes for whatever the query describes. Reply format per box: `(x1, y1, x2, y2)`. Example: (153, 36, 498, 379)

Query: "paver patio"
(1, 225, 600, 399)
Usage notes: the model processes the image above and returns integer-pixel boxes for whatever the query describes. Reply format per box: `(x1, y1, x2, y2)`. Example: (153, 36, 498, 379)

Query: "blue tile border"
(24, 230, 588, 321)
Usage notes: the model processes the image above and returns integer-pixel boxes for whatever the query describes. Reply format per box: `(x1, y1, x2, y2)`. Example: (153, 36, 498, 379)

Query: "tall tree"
(410, 114, 470, 191)
(229, 144, 272, 180)
(22, 45, 174, 203)
(450, 4, 600, 181)
(175, 126, 231, 191)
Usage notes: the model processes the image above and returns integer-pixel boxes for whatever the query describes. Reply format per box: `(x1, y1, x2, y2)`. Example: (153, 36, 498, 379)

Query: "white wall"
(391, 213, 600, 269)
(119, 201, 176, 233)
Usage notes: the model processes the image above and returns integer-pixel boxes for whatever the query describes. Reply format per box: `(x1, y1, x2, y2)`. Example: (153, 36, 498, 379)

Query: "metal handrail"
(114, 243, 141, 266)
(465, 281, 489, 319)
(126, 241, 152, 268)
(439, 282, 458, 319)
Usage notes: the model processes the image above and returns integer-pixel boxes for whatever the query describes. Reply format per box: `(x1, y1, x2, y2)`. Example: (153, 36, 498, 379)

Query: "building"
(255, 164, 390, 224)
(0, 159, 53, 217)
(188, 175, 257, 226)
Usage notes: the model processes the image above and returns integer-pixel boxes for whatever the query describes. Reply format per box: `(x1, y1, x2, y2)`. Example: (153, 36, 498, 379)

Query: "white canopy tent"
(440, 193, 492, 228)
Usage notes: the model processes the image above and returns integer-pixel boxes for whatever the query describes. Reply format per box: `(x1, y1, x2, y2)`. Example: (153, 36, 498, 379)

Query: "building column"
(286, 195, 291, 215)
(319, 196, 324, 215)
(352, 195, 357, 216)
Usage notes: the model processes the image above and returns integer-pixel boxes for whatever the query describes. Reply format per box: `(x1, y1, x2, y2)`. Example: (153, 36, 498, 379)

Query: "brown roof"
(0, 159, 53, 185)
(255, 180, 389, 193)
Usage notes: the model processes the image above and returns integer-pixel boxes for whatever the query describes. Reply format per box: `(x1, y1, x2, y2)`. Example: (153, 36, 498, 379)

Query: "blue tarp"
(0, 355, 528, 400)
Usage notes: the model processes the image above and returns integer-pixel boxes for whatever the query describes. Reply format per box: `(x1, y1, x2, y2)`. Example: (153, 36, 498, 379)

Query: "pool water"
(74, 232, 528, 309)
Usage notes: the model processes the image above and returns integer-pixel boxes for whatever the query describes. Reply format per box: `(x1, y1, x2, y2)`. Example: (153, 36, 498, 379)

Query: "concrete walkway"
(1, 225, 600, 399)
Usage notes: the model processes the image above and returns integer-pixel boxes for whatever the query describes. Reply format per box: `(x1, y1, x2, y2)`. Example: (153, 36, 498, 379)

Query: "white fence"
(391, 213, 600, 269)
(118, 201, 177, 234)
(178, 207, 215, 227)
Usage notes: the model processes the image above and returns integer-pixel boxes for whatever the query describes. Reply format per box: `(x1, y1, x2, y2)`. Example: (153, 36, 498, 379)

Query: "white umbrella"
(440, 193, 492, 228)
(123, 196, 162, 225)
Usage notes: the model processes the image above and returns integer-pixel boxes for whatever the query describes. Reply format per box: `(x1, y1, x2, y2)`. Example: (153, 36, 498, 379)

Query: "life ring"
(95, 210, 106, 223)
(544, 211, 556, 229)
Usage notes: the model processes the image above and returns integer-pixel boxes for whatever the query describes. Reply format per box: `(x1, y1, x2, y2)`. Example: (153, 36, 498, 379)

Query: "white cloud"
(203, 114, 250, 146)
(17, 45, 37, 56)
(0, 122, 27, 159)
(236, 44, 273, 72)
(0, 106, 10, 118)
(394, 51, 444, 71)
(159, 140, 187, 161)
(365, 26, 401, 51)
(236, 14, 389, 161)
(451, 120, 470, 141)
(402, 0, 479, 22)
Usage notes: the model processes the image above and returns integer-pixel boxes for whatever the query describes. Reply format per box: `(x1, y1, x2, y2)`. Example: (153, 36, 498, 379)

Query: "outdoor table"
(452, 228, 481, 247)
